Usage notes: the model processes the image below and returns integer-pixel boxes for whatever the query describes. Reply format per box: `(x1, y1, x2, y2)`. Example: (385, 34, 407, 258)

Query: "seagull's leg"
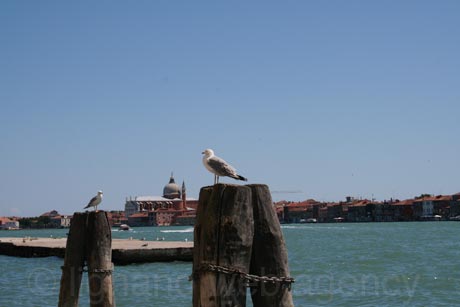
(214, 174, 217, 185)
(217, 176, 220, 184)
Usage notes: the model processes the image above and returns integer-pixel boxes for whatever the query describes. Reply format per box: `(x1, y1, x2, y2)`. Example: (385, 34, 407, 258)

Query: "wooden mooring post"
(248, 184, 294, 307)
(58, 211, 115, 307)
(192, 184, 294, 307)
(58, 213, 87, 307)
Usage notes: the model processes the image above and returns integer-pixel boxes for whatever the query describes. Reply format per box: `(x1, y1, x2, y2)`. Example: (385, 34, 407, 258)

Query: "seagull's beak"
(201, 151, 205, 154)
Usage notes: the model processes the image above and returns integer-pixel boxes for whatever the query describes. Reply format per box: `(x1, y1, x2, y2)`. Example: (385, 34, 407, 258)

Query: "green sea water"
(1, 222, 460, 306)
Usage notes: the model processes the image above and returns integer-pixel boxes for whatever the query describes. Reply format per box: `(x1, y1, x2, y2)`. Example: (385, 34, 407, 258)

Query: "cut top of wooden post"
(193, 184, 254, 307)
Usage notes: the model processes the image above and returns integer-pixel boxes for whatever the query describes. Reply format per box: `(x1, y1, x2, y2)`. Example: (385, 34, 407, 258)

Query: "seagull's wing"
(207, 156, 238, 177)
(84, 196, 98, 208)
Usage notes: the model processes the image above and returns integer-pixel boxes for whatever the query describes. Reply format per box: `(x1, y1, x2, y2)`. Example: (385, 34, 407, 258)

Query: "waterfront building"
(0, 217, 20, 230)
(432, 195, 452, 219)
(374, 201, 395, 222)
(318, 204, 329, 222)
(40, 210, 72, 228)
(413, 195, 451, 220)
(392, 199, 415, 221)
(273, 201, 287, 222)
(127, 212, 150, 227)
(124, 173, 198, 226)
(279, 200, 318, 223)
(347, 200, 375, 222)
(422, 198, 434, 218)
(107, 211, 128, 226)
(275, 192, 460, 224)
(51, 215, 72, 228)
(451, 193, 460, 217)
(327, 202, 347, 222)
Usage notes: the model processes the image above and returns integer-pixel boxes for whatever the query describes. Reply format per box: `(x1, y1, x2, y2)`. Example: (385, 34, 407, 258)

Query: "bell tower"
(181, 181, 187, 211)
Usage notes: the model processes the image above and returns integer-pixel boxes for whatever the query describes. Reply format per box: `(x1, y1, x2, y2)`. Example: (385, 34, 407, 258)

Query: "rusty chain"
(61, 264, 113, 275)
(190, 263, 294, 290)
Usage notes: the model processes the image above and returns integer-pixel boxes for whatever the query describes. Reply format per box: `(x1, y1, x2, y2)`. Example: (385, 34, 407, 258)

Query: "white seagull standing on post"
(202, 149, 247, 184)
(84, 191, 103, 211)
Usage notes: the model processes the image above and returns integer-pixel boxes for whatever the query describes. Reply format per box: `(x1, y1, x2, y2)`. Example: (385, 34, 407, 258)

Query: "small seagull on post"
(84, 191, 103, 211)
(202, 149, 248, 184)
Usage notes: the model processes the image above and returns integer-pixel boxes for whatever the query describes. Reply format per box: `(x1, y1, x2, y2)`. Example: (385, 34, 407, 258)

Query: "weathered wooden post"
(192, 185, 212, 307)
(193, 184, 254, 307)
(248, 184, 294, 307)
(86, 211, 115, 307)
(58, 211, 115, 307)
(58, 213, 87, 307)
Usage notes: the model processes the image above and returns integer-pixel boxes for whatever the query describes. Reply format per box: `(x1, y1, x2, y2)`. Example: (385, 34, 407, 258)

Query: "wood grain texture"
(86, 211, 115, 307)
(248, 184, 294, 307)
(58, 213, 87, 307)
(193, 184, 253, 307)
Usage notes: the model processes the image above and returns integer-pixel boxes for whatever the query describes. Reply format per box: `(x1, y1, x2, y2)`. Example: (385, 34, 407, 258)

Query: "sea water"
(1, 222, 460, 306)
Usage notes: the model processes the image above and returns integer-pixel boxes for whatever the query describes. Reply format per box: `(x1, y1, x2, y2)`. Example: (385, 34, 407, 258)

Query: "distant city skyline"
(1, 1, 459, 216)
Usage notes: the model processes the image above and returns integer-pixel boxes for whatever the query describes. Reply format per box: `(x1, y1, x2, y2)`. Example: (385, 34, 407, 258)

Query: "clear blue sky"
(1, 1, 459, 217)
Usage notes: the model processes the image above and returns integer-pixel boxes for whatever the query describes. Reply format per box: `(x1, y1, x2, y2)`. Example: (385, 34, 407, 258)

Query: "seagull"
(202, 149, 248, 184)
(84, 191, 103, 211)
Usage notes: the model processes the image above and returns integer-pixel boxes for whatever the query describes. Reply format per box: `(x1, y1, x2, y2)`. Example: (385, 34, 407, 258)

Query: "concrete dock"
(0, 237, 193, 264)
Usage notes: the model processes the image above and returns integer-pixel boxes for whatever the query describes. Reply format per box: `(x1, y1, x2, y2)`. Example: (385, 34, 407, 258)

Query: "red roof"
(348, 200, 371, 207)
(414, 195, 451, 202)
(286, 200, 317, 207)
(286, 203, 312, 209)
(0, 217, 14, 224)
(288, 207, 309, 212)
(129, 212, 148, 218)
(433, 195, 452, 201)
(393, 199, 414, 206)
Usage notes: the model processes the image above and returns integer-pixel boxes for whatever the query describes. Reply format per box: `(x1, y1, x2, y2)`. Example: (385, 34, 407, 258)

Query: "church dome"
(163, 173, 181, 199)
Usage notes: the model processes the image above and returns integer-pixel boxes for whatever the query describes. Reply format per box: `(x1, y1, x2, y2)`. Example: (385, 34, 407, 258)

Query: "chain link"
(87, 267, 113, 274)
(61, 264, 113, 274)
(190, 263, 294, 290)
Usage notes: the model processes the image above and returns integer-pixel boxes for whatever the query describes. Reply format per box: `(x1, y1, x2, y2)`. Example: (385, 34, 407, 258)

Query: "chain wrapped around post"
(190, 263, 295, 291)
(61, 264, 114, 275)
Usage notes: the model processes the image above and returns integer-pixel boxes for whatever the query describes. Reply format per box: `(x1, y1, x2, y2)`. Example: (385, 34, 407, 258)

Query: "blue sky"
(1, 1, 459, 216)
